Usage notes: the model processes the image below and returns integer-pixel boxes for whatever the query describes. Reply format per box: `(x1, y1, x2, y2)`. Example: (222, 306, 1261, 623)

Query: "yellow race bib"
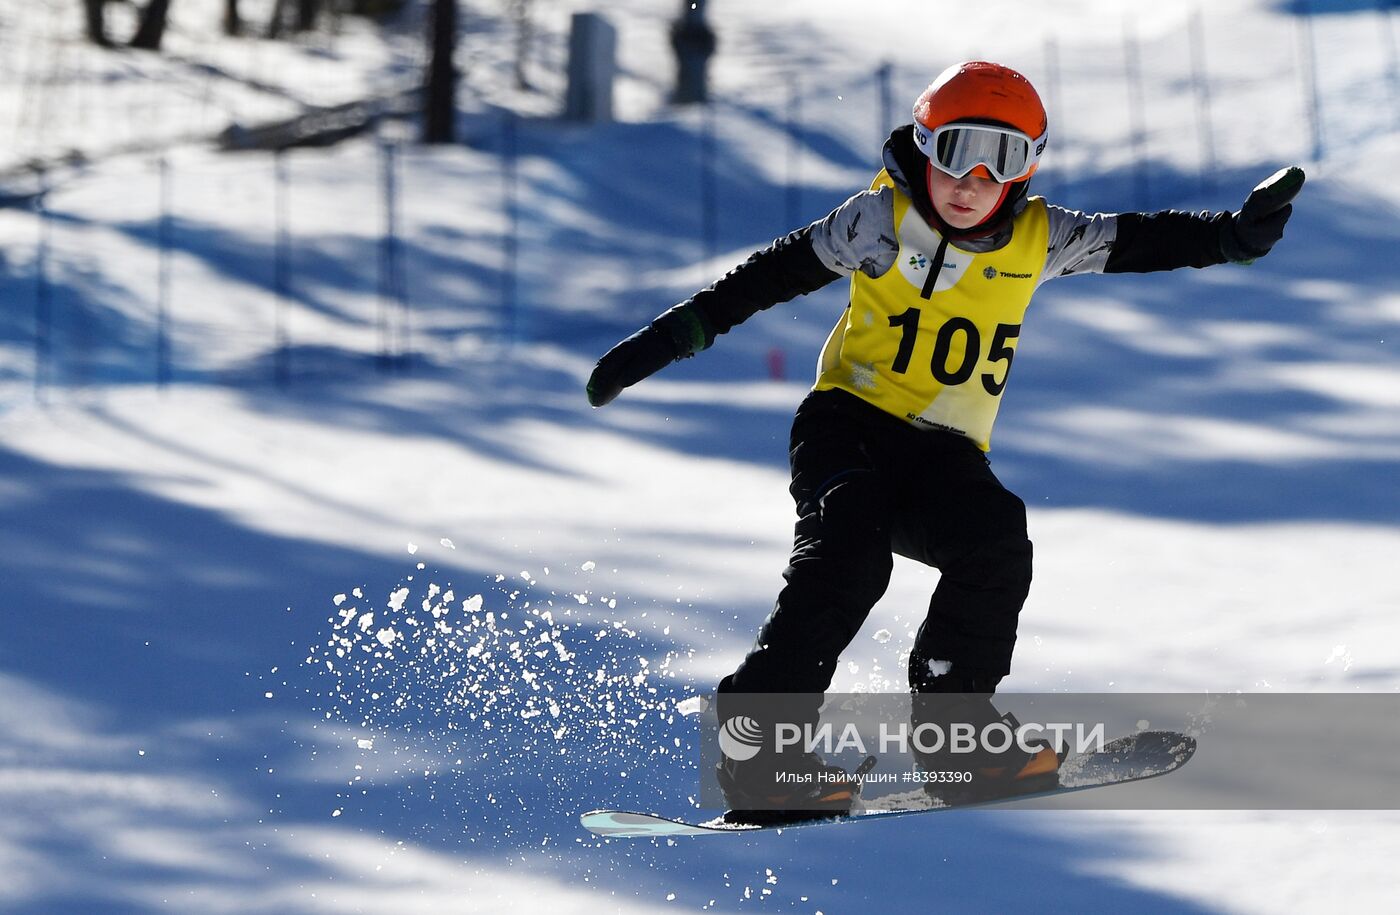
(815, 171, 1049, 451)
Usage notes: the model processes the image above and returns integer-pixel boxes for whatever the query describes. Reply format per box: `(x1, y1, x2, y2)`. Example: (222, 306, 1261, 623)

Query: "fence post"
(700, 98, 717, 264)
(785, 74, 801, 230)
(1189, 7, 1218, 196)
(876, 61, 894, 150)
(394, 147, 409, 370)
(501, 109, 520, 349)
(376, 141, 391, 369)
(1042, 37, 1064, 201)
(1296, 1, 1325, 163)
(1381, 0, 1400, 131)
(1122, 16, 1150, 210)
(33, 167, 51, 403)
(273, 149, 291, 387)
(156, 155, 172, 388)
(378, 139, 407, 370)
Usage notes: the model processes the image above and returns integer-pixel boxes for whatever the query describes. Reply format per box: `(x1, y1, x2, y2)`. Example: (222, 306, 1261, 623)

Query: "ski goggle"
(913, 122, 1047, 183)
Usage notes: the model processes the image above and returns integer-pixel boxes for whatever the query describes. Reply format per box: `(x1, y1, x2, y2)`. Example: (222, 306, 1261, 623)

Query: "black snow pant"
(716, 389, 1033, 731)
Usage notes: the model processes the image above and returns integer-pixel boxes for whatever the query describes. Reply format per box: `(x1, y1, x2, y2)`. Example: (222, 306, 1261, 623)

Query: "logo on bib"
(983, 266, 1033, 280)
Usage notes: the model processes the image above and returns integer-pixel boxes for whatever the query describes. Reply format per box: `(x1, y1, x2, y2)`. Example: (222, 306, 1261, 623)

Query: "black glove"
(587, 303, 712, 407)
(1220, 166, 1305, 264)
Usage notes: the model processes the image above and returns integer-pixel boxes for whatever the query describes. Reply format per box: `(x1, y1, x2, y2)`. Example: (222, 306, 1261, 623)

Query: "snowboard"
(580, 729, 1195, 838)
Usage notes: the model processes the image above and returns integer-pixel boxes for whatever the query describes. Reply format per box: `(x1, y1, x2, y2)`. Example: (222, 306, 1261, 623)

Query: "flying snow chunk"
(357, 738, 375, 750)
(1325, 645, 1354, 670)
(407, 543, 418, 554)
(582, 561, 597, 572)
(440, 538, 456, 550)
(676, 696, 710, 716)
(873, 629, 892, 643)
(376, 628, 400, 648)
(927, 659, 952, 677)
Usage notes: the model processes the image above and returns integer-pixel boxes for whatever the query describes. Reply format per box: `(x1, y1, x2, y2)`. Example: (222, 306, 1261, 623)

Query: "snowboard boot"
(911, 696, 1068, 806)
(717, 751, 876, 825)
(959, 721, 1067, 801)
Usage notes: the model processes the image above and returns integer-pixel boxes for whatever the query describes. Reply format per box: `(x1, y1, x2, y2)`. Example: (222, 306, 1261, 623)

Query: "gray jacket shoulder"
(808, 187, 900, 279)
(1040, 203, 1119, 284)
(809, 192, 1119, 284)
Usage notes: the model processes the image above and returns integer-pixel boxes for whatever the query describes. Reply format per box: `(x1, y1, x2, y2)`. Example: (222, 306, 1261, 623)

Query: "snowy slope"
(2, 0, 1399, 912)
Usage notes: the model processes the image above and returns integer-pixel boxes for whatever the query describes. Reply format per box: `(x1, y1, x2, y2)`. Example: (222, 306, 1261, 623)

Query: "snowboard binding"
(717, 752, 878, 826)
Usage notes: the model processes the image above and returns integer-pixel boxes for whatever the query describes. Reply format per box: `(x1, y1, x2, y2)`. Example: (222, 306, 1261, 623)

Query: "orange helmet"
(913, 61, 1048, 183)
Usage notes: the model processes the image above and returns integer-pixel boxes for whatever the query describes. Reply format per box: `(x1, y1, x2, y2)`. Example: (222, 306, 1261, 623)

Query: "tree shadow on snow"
(0, 442, 1214, 913)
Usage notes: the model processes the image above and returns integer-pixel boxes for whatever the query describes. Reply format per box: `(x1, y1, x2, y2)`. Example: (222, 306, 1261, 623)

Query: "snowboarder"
(586, 60, 1303, 815)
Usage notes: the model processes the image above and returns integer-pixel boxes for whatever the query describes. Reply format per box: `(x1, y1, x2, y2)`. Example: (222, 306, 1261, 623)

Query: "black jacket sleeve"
(685, 226, 842, 341)
(1104, 210, 1232, 274)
